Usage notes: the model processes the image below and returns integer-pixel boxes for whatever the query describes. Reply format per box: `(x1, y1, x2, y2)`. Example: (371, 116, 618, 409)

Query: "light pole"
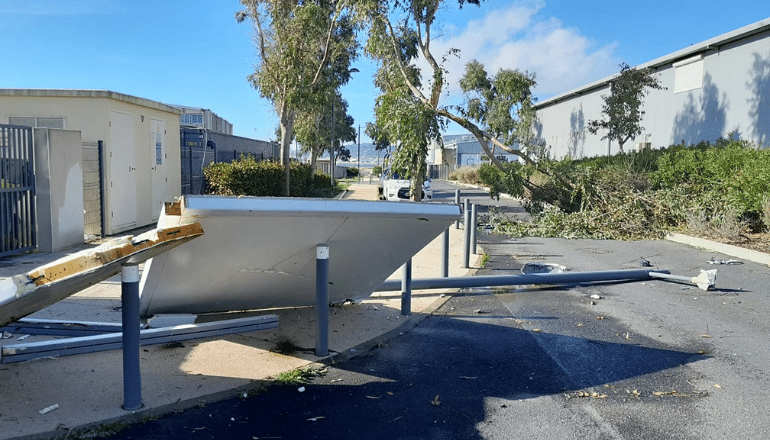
(357, 124, 360, 182)
(330, 67, 358, 188)
(330, 102, 336, 187)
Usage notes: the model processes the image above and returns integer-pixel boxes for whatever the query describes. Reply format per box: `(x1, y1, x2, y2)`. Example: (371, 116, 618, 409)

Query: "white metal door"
(150, 118, 167, 220)
(108, 111, 137, 231)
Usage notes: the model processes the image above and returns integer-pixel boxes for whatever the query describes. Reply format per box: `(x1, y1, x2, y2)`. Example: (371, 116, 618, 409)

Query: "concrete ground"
(0, 185, 477, 440)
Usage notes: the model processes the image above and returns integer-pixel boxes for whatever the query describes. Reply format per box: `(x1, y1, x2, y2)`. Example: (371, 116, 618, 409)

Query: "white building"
(0, 89, 182, 239)
(535, 18, 770, 159)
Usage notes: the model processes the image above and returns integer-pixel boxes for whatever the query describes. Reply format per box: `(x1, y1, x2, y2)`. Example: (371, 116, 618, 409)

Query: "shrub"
(448, 166, 481, 184)
(486, 136, 770, 240)
(204, 155, 317, 197)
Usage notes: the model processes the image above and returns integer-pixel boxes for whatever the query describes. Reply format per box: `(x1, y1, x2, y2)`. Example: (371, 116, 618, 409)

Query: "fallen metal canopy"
(139, 196, 460, 316)
(0, 223, 204, 328)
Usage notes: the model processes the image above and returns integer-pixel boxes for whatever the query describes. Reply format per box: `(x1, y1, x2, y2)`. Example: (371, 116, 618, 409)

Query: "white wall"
(535, 22, 770, 159)
(0, 90, 182, 236)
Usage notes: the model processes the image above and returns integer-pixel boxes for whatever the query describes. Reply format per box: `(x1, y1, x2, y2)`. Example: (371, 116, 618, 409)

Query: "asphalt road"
(103, 184, 770, 439)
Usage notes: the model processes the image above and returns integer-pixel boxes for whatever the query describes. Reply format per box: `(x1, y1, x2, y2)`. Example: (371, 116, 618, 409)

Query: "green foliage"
(587, 63, 665, 153)
(448, 167, 480, 184)
(204, 156, 329, 197)
(459, 60, 538, 148)
(372, 165, 383, 177)
(488, 137, 770, 240)
(274, 367, 327, 386)
(478, 162, 532, 200)
(650, 137, 770, 214)
(236, 0, 360, 195)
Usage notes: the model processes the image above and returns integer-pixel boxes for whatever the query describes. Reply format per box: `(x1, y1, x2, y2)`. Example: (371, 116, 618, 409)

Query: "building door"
(108, 110, 137, 232)
(150, 118, 166, 220)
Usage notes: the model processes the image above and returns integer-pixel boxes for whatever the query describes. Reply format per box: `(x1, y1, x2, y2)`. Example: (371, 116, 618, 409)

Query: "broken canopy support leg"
(121, 263, 142, 411)
(401, 258, 412, 316)
(316, 245, 330, 357)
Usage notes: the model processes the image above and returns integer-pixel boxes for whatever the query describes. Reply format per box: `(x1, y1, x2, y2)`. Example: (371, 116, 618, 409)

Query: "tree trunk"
(278, 101, 295, 197)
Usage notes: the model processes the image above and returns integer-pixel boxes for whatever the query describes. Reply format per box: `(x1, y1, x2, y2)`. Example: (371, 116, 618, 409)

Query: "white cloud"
(424, 1, 620, 104)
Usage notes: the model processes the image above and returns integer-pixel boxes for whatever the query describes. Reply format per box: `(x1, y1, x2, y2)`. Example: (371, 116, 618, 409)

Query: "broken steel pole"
(375, 268, 672, 292)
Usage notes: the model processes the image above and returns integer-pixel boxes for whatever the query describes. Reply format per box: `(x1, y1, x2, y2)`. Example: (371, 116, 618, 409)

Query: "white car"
(379, 171, 433, 202)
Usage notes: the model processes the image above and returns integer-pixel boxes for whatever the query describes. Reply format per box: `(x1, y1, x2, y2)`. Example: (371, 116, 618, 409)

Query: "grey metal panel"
(139, 196, 460, 316)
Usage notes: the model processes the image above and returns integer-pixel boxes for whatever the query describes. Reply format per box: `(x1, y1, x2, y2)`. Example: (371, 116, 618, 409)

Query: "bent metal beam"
(375, 268, 674, 292)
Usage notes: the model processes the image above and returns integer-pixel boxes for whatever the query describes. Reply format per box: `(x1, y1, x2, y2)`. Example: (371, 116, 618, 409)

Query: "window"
(8, 116, 65, 129)
(673, 55, 704, 93)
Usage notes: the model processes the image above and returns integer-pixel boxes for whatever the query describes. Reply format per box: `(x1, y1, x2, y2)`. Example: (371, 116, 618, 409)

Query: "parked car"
(378, 170, 433, 202)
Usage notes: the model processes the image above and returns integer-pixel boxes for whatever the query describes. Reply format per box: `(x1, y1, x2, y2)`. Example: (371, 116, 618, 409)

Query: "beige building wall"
(0, 90, 182, 236)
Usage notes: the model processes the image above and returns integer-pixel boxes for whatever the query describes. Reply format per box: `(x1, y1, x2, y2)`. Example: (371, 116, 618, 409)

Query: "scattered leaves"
(713, 384, 723, 389)
(596, 316, 605, 320)
(700, 334, 711, 338)
(652, 390, 680, 396)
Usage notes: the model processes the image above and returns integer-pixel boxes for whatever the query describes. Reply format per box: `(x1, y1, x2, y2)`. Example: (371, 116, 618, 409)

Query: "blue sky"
(2, 1, 768, 143)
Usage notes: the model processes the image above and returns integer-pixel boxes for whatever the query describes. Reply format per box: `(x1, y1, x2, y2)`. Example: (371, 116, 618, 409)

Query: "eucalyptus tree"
(362, 0, 549, 200)
(587, 63, 665, 154)
(236, 0, 359, 196)
(293, 91, 356, 172)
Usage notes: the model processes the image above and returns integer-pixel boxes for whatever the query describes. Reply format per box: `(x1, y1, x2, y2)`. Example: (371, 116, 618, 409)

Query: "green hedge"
(203, 156, 330, 197)
(477, 137, 770, 239)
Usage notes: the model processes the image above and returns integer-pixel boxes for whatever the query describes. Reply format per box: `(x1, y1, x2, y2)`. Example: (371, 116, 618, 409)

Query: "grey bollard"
(316, 245, 330, 357)
(121, 263, 142, 411)
(441, 228, 449, 277)
(401, 259, 412, 316)
(471, 203, 478, 254)
(455, 189, 461, 229)
(463, 200, 471, 268)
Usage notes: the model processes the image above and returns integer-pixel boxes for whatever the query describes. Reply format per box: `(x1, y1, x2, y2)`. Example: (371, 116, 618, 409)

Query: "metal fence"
(0, 125, 36, 257)
(82, 141, 104, 238)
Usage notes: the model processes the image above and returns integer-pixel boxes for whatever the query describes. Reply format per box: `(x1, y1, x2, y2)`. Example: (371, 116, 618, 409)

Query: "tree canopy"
(236, 0, 359, 196)
(587, 63, 665, 154)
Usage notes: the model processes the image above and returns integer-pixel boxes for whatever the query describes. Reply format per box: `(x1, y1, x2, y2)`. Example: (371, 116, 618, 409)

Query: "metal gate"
(0, 125, 36, 257)
(83, 140, 104, 238)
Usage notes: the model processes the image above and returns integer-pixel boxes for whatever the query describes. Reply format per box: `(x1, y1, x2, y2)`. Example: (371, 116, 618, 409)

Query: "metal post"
(401, 259, 412, 316)
(462, 199, 471, 268)
(316, 245, 330, 357)
(454, 190, 461, 229)
(121, 263, 142, 411)
(330, 103, 336, 188)
(441, 228, 449, 278)
(357, 125, 361, 182)
(471, 203, 478, 254)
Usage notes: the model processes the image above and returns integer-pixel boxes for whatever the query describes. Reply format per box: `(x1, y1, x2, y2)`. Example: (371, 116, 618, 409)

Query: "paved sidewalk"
(0, 187, 476, 440)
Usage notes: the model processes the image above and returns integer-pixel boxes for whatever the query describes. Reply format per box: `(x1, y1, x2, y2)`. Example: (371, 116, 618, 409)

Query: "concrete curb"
(666, 232, 770, 267)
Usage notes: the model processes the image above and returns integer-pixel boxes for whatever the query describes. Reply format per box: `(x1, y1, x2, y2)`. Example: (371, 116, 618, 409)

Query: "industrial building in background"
(175, 106, 278, 195)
